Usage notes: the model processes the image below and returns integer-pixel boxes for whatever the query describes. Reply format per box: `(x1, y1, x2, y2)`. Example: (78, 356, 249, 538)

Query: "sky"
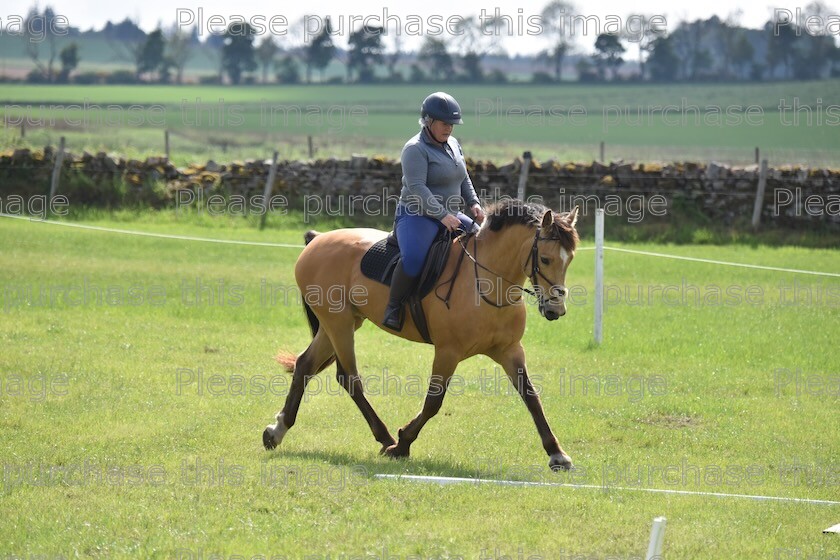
(1, 0, 834, 54)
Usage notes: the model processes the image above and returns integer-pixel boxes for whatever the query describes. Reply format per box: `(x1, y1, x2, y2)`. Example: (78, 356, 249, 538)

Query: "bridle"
(439, 228, 568, 310)
(525, 229, 569, 307)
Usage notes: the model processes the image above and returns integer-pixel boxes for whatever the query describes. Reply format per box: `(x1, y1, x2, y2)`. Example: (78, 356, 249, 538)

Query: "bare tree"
(23, 6, 64, 82)
(165, 25, 194, 84)
(539, 0, 578, 81)
(256, 35, 279, 83)
(104, 17, 148, 80)
(798, 1, 831, 25)
(382, 23, 404, 80)
(417, 37, 453, 81)
(670, 18, 714, 81)
(621, 15, 666, 80)
(793, 1, 836, 79)
(450, 16, 501, 81)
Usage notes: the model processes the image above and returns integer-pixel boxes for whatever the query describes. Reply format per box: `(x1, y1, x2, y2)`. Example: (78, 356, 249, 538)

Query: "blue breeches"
(394, 209, 477, 277)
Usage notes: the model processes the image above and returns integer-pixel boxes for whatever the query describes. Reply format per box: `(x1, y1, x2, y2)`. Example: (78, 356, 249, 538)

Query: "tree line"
(12, 1, 840, 85)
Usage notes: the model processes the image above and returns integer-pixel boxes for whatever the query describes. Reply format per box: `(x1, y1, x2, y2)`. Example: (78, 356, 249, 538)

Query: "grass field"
(2, 81, 839, 165)
(0, 210, 838, 558)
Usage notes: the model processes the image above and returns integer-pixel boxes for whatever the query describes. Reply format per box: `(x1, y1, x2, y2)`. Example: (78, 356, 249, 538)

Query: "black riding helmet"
(421, 91, 463, 125)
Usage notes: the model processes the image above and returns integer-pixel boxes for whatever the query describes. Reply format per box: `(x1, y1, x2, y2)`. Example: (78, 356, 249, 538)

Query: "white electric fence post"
(49, 136, 66, 202)
(645, 517, 666, 560)
(594, 208, 604, 345)
(517, 151, 531, 201)
(259, 150, 280, 231)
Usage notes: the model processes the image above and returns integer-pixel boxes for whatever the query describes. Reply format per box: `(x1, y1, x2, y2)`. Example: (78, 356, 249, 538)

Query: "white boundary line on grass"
(0, 213, 306, 248)
(373, 474, 840, 506)
(2, 214, 838, 278)
(603, 246, 840, 278)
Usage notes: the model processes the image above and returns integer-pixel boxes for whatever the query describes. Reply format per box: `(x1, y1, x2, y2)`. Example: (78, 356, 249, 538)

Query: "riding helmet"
(421, 92, 464, 124)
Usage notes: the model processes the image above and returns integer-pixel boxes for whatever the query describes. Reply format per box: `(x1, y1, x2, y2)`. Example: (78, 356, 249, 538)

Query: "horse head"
(530, 206, 579, 321)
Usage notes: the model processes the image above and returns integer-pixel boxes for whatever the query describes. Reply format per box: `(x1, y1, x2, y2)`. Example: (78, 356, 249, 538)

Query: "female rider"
(382, 91, 486, 330)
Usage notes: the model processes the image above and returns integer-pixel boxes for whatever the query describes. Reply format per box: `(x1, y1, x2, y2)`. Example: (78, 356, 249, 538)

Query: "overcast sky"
(2, 0, 833, 54)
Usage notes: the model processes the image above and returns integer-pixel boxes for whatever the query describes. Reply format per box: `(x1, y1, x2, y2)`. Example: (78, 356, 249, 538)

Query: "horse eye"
(540, 256, 550, 265)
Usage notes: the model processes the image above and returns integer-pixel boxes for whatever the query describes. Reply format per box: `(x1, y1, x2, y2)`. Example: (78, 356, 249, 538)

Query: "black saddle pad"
(359, 237, 400, 283)
(360, 231, 452, 299)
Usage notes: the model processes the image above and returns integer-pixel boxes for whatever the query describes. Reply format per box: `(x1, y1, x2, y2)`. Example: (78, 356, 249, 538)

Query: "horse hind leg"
(383, 349, 460, 459)
(335, 360, 396, 452)
(329, 317, 396, 452)
(263, 329, 335, 450)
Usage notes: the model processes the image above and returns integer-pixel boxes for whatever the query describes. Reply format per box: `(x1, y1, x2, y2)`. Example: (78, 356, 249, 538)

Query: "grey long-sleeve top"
(398, 128, 480, 220)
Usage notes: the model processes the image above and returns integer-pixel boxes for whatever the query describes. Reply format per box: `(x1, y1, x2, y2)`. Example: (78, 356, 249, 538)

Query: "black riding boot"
(382, 262, 417, 330)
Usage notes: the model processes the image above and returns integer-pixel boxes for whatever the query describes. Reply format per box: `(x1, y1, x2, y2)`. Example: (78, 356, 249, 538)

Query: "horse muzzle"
(539, 299, 566, 321)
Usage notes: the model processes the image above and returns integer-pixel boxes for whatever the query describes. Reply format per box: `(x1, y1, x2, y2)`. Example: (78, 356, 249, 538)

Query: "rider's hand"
(440, 214, 461, 232)
(471, 204, 486, 224)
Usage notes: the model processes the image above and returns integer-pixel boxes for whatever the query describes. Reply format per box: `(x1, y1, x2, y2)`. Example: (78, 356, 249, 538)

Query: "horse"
(262, 199, 580, 471)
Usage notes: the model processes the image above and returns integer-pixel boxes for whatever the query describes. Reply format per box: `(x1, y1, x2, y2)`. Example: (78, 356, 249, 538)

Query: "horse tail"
(301, 229, 322, 337)
(304, 230, 320, 245)
(303, 301, 320, 337)
(275, 350, 296, 372)
(275, 230, 325, 373)
(275, 300, 321, 375)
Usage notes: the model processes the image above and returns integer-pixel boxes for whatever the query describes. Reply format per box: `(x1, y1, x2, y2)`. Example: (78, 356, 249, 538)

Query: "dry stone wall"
(1, 147, 838, 227)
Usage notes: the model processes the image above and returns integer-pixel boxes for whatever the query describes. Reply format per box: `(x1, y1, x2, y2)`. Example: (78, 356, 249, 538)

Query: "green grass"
(2, 81, 835, 110)
(0, 210, 838, 558)
(2, 81, 839, 165)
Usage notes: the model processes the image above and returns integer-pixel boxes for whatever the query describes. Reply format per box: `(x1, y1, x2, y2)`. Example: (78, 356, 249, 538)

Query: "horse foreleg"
(489, 343, 573, 471)
(383, 349, 460, 458)
(263, 329, 335, 450)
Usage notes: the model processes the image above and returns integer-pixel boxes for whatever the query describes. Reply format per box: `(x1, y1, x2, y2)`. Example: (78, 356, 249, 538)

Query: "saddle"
(359, 230, 454, 344)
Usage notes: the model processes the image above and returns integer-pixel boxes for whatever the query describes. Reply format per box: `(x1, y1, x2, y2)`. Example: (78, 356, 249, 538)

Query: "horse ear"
(541, 209, 554, 230)
(567, 205, 579, 228)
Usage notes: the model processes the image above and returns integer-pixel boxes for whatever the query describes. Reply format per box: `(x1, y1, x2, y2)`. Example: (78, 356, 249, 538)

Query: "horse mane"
(482, 199, 579, 253)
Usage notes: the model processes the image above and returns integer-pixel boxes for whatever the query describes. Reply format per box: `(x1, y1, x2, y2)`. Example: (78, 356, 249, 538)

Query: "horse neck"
(474, 224, 535, 298)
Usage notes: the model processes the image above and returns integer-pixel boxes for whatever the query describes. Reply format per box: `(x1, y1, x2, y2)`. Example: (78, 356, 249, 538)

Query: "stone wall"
(1, 147, 838, 227)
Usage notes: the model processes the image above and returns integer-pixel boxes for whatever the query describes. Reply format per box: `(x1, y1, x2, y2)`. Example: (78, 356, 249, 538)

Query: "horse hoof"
(262, 427, 277, 450)
(263, 413, 289, 451)
(379, 440, 397, 455)
(382, 444, 409, 459)
(549, 452, 573, 472)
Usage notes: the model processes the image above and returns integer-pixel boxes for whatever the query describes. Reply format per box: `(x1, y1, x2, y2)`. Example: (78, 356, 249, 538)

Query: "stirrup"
(382, 301, 403, 330)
